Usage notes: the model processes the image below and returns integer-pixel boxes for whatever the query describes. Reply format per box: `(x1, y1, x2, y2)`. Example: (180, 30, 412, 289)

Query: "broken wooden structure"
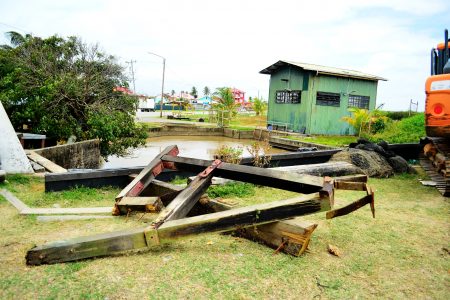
(26, 145, 375, 265)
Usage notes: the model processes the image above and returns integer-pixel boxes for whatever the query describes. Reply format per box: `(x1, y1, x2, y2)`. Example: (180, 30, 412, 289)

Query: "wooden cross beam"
(161, 155, 325, 194)
(115, 145, 179, 202)
(26, 192, 331, 265)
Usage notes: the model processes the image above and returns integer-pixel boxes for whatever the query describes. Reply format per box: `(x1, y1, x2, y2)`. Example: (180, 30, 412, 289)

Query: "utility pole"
(148, 52, 166, 118)
(126, 60, 137, 93)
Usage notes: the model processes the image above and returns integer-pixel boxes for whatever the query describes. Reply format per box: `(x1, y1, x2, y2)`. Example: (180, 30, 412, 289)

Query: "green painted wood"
(266, 65, 380, 135)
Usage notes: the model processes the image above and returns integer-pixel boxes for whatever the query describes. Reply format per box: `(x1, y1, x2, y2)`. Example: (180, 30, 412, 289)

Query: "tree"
(203, 86, 210, 97)
(251, 97, 267, 116)
(0, 33, 147, 158)
(191, 86, 198, 98)
(212, 87, 237, 112)
(341, 108, 388, 136)
(171, 89, 175, 96)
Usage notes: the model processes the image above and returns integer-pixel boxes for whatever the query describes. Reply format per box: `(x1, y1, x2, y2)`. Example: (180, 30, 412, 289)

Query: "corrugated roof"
(260, 60, 387, 81)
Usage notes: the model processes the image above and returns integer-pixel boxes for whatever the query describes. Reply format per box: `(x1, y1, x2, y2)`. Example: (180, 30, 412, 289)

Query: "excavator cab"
(425, 29, 450, 137)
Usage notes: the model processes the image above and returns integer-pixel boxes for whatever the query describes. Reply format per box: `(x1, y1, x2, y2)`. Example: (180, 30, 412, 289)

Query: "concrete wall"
(35, 139, 101, 169)
(148, 124, 224, 137)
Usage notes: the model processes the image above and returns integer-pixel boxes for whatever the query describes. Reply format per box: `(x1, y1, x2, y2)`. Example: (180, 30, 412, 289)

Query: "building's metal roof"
(260, 60, 387, 81)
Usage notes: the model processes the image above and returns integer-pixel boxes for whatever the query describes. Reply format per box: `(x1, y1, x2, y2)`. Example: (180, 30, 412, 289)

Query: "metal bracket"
(199, 159, 222, 178)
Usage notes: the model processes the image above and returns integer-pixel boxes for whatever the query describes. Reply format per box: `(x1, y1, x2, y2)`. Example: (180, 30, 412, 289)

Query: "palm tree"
(5, 31, 31, 47)
(191, 86, 198, 98)
(213, 87, 237, 112)
(203, 86, 210, 97)
(251, 97, 267, 116)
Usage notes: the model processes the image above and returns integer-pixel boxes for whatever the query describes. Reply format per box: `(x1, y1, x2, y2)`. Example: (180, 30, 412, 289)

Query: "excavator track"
(419, 137, 450, 196)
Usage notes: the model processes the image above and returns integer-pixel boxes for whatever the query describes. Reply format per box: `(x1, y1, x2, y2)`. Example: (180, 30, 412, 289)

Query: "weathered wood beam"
(161, 155, 324, 194)
(235, 219, 318, 256)
(26, 227, 148, 265)
(153, 160, 221, 225)
(26, 192, 331, 265)
(26, 150, 67, 173)
(114, 197, 164, 215)
(116, 145, 179, 201)
(146, 192, 331, 245)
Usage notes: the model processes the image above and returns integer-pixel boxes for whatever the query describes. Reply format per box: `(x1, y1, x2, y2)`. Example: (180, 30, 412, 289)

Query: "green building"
(260, 60, 387, 135)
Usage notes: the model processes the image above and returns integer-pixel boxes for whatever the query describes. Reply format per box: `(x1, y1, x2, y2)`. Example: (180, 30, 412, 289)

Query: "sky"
(0, 0, 449, 111)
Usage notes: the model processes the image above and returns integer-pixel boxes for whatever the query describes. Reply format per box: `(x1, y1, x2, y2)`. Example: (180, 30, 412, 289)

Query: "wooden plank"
(162, 155, 324, 194)
(45, 167, 145, 192)
(116, 145, 179, 201)
(21, 207, 113, 215)
(26, 192, 330, 265)
(235, 218, 318, 256)
(26, 150, 67, 173)
(334, 181, 368, 191)
(36, 215, 114, 222)
(334, 174, 368, 183)
(115, 197, 163, 215)
(148, 192, 331, 245)
(326, 194, 374, 219)
(153, 161, 220, 225)
(0, 188, 28, 212)
(26, 226, 148, 265)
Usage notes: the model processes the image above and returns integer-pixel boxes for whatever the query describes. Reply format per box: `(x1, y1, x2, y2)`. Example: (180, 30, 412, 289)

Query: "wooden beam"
(161, 155, 324, 194)
(146, 192, 331, 245)
(114, 197, 164, 215)
(153, 160, 221, 225)
(45, 167, 145, 192)
(26, 227, 148, 265)
(26, 150, 67, 173)
(26, 193, 331, 265)
(235, 218, 318, 256)
(116, 145, 179, 201)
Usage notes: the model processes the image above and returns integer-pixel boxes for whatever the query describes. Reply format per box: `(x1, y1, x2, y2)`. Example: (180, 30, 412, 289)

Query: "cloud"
(0, 0, 449, 110)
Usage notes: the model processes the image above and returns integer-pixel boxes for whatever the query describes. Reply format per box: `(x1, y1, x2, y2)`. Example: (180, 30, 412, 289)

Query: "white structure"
(0, 101, 34, 173)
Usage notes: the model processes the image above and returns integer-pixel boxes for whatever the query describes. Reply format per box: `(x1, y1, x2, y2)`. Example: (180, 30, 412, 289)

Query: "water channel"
(103, 136, 288, 169)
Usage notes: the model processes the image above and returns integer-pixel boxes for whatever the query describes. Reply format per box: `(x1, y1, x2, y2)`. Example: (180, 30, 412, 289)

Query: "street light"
(148, 52, 166, 118)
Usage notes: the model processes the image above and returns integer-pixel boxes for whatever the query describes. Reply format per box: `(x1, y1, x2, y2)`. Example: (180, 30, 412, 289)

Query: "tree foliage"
(0, 32, 147, 158)
(190, 86, 197, 98)
(251, 97, 267, 116)
(203, 86, 210, 96)
(341, 108, 388, 136)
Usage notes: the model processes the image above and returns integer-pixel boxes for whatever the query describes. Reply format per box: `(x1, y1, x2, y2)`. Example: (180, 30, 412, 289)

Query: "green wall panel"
(266, 65, 379, 135)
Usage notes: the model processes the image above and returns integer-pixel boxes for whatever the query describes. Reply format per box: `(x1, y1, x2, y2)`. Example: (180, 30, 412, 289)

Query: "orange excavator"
(421, 29, 450, 196)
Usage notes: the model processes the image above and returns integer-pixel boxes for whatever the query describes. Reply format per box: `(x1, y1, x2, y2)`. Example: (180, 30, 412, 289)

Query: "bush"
(368, 113, 425, 143)
(384, 111, 419, 121)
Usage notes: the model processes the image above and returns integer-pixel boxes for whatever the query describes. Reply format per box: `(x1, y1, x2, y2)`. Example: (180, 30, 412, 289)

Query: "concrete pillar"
(0, 101, 34, 173)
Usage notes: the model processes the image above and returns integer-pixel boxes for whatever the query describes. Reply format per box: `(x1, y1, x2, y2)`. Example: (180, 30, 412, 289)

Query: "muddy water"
(102, 136, 287, 169)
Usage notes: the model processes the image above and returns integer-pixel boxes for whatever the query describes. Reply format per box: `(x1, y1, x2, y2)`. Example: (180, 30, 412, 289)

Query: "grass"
(0, 173, 449, 299)
(285, 135, 358, 147)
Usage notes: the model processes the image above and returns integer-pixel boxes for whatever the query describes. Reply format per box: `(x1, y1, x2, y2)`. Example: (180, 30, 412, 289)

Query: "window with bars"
(348, 95, 370, 109)
(275, 90, 301, 104)
(316, 92, 340, 107)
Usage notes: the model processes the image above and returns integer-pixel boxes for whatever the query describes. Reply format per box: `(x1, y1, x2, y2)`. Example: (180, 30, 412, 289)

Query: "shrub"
(368, 113, 425, 143)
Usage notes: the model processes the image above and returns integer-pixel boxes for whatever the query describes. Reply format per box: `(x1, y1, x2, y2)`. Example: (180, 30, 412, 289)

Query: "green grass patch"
(0, 173, 448, 299)
(285, 135, 357, 147)
(207, 182, 255, 198)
